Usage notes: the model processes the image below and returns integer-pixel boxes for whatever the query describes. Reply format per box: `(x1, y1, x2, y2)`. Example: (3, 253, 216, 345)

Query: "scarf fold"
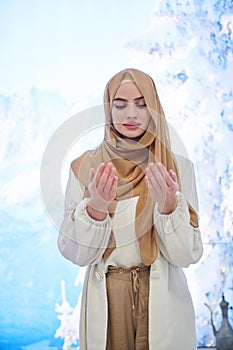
(71, 68, 199, 266)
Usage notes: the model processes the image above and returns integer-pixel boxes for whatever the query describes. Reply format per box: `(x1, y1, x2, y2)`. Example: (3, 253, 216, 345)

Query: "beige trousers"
(106, 265, 150, 350)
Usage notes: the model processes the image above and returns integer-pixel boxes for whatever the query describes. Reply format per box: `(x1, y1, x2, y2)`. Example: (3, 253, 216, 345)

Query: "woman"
(58, 68, 203, 349)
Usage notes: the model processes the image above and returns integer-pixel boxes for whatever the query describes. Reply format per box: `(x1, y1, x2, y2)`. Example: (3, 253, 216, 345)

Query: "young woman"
(58, 68, 203, 349)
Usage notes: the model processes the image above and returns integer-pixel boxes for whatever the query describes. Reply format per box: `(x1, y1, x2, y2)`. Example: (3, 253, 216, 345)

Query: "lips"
(123, 123, 141, 130)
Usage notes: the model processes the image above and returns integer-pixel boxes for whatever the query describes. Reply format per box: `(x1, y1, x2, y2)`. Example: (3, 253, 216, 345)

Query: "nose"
(126, 103, 137, 119)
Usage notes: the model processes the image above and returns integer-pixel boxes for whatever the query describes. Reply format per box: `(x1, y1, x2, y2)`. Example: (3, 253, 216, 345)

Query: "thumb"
(88, 168, 95, 183)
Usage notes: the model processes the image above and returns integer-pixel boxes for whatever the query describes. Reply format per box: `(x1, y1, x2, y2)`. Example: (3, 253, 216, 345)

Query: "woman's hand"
(145, 162, 179, 215)
(87, 162, 118, 220)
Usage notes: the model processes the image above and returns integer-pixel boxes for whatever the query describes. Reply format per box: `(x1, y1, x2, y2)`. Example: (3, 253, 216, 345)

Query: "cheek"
(143, 113, 151, 127)
(111, 110, 124, 124)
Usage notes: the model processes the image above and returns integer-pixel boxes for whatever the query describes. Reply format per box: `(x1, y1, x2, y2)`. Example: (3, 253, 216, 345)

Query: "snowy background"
(0, 0, 233, 349)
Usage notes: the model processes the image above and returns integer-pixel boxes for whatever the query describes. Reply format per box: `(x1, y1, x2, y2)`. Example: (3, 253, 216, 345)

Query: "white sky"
(0, 0, 155, 102)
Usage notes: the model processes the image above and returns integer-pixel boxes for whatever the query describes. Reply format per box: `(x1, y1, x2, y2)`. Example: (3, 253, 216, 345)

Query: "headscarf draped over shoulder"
(71, 68, 198, 265)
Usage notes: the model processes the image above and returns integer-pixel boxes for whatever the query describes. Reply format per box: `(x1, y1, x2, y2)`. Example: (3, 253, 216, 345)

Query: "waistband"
(107, 264, 150, 274)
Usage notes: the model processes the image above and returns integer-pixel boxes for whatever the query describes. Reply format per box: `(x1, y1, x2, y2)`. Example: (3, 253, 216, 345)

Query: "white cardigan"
(58, 154, 203, 350)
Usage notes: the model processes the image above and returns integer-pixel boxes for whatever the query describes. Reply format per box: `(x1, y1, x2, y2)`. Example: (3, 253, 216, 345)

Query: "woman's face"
(111, 82, 151, 139)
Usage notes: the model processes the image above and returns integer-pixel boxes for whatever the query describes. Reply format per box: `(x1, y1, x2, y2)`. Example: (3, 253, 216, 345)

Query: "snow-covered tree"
(124, 0, 233, 346)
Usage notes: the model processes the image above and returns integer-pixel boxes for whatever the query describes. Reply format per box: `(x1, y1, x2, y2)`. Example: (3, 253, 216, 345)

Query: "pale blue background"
(0, 0, 233, 349)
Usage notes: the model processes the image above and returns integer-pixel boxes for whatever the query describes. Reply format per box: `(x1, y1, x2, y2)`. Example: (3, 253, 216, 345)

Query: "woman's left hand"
(145, 162, 179, 215)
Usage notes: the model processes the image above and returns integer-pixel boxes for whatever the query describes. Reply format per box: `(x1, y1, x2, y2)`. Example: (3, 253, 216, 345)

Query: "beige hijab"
(72, 68, 198, 266)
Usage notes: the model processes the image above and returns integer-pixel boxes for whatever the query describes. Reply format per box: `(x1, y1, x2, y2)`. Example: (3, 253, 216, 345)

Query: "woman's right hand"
(87, 162, 118, 220)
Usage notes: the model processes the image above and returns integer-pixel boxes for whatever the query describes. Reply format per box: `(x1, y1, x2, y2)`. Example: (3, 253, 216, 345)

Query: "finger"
(156, 164, 179, 197)
(145, 168, 160, 198)
(145, 175, 156, 197)
(103, 165, 117, 193)
(95, 163, 106, 184)
(169, 169, 177, 183)
(156, 162, 175, 187)
(146, 163, 165, 192)
(109, 176, 118, 199)
(97, 163, 114, 192)
(88, 168, 99, 197)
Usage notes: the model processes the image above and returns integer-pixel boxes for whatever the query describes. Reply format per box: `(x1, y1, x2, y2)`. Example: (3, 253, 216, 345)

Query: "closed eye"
(113, 96, 146, 109)
(136, 103, 147, 108)
(113, 102, 127, 109)
(114, 105, 126, 109)
(134, 96, 146, 108)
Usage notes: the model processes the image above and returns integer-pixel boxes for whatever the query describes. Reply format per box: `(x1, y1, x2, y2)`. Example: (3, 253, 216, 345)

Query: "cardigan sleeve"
(154, 156, 203, 267)
(57, 167, 112, 267)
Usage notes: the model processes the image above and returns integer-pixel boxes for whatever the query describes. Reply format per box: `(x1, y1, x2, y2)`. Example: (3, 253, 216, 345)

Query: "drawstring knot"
(131, 268, 144, 318)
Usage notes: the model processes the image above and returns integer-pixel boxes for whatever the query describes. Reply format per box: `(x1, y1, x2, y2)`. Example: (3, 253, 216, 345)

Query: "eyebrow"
(113, 96, 144, 102)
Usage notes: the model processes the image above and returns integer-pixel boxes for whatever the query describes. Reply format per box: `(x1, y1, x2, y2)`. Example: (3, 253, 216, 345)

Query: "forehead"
(114, 82, 143, 99)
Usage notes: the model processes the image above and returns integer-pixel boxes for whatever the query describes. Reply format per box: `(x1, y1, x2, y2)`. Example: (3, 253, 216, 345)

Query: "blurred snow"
(0, 0, 233, 348)
(125, 0, 233, 346)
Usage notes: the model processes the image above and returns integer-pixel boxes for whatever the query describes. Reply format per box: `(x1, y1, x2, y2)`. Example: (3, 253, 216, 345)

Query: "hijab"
(71, 68, 198, 266)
